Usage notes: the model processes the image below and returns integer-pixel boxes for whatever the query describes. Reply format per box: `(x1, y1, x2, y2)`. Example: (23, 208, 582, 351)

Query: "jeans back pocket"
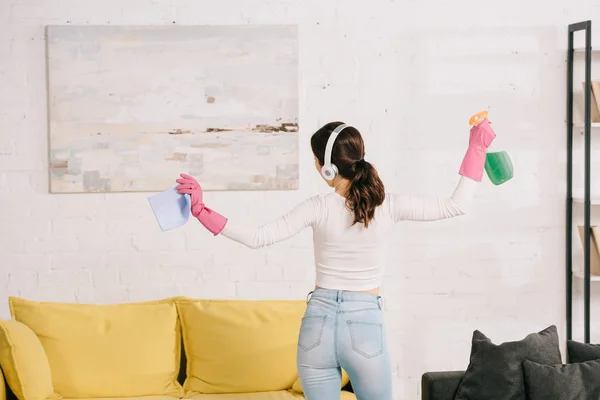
(298, 315, 327, 351)
(347, 320, 383, 358)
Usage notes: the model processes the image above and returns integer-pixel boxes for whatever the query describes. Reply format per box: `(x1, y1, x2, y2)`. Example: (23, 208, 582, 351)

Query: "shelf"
(574, 123, 600, 135)
(573, 269, 600, 281)
(573, 123, 600, 129)
(574, 48, 600, 53)
(573, 197, 600, 205)
(567, 20, 596, 344)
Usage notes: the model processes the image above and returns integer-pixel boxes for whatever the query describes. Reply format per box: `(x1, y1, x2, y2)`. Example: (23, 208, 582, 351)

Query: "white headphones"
(320, 123, 349, 180)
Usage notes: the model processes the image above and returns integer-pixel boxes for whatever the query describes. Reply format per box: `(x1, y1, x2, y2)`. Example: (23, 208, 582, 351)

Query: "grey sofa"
(421, 371, 465, 400)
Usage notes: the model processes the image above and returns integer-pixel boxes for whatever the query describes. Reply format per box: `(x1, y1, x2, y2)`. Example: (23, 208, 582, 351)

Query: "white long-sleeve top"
(222, 176, 477, 291)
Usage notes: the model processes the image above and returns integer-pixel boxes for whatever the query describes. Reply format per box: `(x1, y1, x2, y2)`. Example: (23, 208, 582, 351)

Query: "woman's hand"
(176, 173, 204, 217)
(468, 119, 496, 150)
(175, 173, 228, 235)
(458, 119, 496, 182)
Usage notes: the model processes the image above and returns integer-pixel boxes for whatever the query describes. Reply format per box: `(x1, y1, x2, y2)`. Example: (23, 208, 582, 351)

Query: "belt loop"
(377, 296, 383, 310)
(337, 290, 342, 303)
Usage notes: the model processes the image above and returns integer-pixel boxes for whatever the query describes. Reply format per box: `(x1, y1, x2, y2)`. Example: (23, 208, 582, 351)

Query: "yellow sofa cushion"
(63, 397, 180, 400)
(9, 297, 183, 399)
(291, 369, 351, 394)
(63, 393, 357, 400)
(0, 366, 6, 400)
(177, 299, 306, 394)
(0, 319, 60, 400)
(188, 390, 356, 399)
(189, 391, 304, 399)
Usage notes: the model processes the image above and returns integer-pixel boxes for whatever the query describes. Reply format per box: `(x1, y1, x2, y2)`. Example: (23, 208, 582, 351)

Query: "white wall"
(1, 1, 600, 398)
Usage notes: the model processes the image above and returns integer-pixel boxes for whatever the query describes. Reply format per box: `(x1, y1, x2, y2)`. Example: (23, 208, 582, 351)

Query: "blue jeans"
(296, 288, 392, 400)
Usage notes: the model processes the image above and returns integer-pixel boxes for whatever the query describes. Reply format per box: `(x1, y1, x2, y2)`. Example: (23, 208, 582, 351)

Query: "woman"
(176, 120, 496, 400)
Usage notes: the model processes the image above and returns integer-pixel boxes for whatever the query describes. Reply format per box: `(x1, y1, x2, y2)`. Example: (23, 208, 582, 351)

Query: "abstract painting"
(46, 25, 299, 193)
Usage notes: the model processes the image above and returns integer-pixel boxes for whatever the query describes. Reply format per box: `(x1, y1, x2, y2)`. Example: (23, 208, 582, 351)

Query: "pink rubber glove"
(176, 174, 228, 236)
(458, 119, 496, 182)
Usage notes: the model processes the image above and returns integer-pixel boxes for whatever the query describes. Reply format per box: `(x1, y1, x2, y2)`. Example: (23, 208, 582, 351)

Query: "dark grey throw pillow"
(454, 325, 562, 400)
(523, 359, 600, 400)
(567, 340, 600, 363)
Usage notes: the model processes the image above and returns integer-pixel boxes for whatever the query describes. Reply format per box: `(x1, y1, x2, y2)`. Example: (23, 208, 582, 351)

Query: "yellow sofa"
(0, 297, 355, 400)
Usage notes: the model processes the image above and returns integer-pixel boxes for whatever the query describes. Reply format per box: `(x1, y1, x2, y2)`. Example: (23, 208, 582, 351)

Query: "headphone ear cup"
(330, 164, 338, 178)
(321, 164, 338, 180)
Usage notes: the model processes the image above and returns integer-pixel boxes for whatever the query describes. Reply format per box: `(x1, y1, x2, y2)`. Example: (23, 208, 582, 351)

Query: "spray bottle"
(469, 111, 514, 185)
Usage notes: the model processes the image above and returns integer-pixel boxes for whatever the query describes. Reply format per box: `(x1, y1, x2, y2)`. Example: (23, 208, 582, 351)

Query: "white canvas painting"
(46, 25, 299, 193)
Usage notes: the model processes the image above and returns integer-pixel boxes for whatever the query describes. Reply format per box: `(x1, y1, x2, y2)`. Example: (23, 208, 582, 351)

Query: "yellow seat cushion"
(189, 391, 356, 399)
(291, 369, 351, 394)
(62, 394, 356, 400)
(9, 297, 183, 399)
(0, 319, 60, 400)
(63, 397, 180, 400)
(189, 391, 304, 399)
(339, 392, 357, 400)
(177, 299, 306, 394)
(0, 367, 6, 400)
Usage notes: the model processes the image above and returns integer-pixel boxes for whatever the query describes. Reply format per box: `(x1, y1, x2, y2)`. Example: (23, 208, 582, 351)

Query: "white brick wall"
(1, 1, 600, 398)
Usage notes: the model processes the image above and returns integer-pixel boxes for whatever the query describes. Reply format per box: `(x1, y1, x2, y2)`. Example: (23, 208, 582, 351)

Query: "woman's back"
(311, 192, 394, 291)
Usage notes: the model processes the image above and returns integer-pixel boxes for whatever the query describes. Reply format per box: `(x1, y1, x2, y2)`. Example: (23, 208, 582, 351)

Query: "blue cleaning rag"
(148, 187, 191, 231)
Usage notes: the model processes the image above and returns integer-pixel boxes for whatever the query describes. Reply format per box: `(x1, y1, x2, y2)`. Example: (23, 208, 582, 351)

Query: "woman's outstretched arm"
(176, 174, 322, 248)
(389, 117, 496, 222)
(221, 196, 322, 249)
(389, 175, 477, 222)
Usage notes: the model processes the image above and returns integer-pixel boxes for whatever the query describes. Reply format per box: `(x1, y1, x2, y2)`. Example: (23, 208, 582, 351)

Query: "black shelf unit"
(566, 20, 594, 344)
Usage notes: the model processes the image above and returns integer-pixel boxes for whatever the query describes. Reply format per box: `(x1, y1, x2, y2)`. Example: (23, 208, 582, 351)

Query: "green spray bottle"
(469, 111, 514, 185)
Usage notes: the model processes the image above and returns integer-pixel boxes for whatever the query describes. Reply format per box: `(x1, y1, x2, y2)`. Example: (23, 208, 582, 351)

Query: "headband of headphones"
(323, 123, 349, 170)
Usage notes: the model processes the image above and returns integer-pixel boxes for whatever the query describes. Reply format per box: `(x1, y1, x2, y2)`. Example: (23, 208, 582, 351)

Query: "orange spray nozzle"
(469, 111, 492, 127)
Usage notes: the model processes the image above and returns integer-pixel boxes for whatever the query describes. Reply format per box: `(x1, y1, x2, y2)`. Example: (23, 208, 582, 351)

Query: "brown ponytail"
(311, 122, 386, 228)
(347, 159, 385, 227)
